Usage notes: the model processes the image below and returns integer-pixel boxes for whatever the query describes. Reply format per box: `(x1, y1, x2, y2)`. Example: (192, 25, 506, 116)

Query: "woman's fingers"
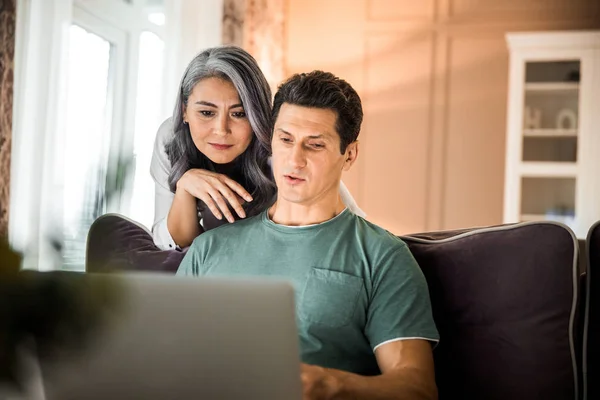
(182, 169, 251, 222)
(206, 186, 236, 223)
(199, 193, 223, 221)
(220, 175, 253, 203)
(212, 179, 247, 220)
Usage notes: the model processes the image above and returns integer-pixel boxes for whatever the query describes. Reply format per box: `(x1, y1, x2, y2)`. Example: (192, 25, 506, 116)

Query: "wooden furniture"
(503, 31, 600, 238)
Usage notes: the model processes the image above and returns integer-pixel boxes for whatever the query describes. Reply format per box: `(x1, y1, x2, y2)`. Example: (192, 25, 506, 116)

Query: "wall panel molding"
(362, 31, 435, 234)
(425, 33, 451, 231)
(365, 0, 600, 232)
(449, 0, 600, 21)
(367, 0, 436, 22)
(366, 18, 600, 35)
(442, 35, 508, 229)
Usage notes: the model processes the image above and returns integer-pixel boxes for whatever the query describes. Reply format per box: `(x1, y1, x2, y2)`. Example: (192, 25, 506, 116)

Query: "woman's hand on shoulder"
(176, 169, 253, 223)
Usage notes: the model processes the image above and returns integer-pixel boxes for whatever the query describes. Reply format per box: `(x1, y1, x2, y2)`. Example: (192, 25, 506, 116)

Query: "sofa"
(585, 221, 599, 400)
(86, 214, 597, 400)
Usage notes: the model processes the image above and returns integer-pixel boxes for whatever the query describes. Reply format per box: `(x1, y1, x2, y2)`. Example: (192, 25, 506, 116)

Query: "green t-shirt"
(176, 209, 439, 375)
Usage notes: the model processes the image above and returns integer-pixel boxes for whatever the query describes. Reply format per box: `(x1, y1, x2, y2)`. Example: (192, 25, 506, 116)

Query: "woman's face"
(183, 77, 253, 164)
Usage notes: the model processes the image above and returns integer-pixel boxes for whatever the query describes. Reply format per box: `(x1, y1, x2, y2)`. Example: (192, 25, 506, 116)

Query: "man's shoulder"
(349, 213, 408, 252)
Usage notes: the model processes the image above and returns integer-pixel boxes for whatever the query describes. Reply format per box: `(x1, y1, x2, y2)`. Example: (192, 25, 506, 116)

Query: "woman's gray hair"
(165, 46, 276, 216)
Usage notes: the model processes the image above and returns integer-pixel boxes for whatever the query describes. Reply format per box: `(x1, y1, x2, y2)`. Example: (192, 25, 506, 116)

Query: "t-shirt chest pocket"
(298, 268, 364, 328)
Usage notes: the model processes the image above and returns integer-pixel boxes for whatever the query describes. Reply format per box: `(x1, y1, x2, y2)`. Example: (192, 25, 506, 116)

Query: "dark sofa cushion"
(402, 222, 580, 400)
(586, 221, 600, 400)
(86, 214, 185, 274)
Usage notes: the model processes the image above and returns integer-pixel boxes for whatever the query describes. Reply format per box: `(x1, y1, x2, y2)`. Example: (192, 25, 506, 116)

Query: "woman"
(150, 46, 364, 250)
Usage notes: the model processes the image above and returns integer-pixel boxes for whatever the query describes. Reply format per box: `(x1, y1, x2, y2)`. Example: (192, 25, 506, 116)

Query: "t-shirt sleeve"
(365, 244, 439, 351)
(176, 241, 203, 276)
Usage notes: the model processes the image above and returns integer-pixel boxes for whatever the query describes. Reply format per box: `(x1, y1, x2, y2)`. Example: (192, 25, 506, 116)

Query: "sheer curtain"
(60, 25, 113, 270)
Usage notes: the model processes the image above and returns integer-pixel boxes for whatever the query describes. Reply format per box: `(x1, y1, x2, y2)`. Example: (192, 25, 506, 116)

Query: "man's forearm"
(333, 368, 437, 400)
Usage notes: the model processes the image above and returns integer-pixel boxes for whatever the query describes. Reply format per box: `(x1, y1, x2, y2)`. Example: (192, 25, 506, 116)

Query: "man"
(177, 71, 439, 400)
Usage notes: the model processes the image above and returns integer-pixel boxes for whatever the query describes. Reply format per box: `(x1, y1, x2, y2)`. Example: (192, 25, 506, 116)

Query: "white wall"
(161, 0, 223, 118)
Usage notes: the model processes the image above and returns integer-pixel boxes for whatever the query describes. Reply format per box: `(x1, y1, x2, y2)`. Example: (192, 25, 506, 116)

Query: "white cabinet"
(504, 31, 600, 238)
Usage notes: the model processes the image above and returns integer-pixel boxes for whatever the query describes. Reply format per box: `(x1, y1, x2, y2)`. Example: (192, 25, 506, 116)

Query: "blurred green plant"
(0, 240, 125, 391)
(0, 155, 133, 391)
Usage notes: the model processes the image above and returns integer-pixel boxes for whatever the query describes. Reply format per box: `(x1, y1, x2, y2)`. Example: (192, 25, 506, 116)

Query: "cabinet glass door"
(520, 177, 576, 226)
(522, 61, 580, 162)
(520, 60, 580, 229)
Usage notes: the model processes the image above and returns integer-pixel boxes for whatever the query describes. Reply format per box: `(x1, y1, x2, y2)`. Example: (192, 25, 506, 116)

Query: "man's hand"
(301, 363, 344, 400)
(299, 340, 437, 400)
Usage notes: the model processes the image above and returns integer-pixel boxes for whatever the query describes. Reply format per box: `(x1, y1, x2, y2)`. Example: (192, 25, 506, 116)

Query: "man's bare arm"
(301, 339, 437, 400)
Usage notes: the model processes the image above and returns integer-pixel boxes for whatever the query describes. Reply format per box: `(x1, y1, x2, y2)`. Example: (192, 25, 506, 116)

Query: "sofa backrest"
(402, 222, 581, 400)
(86, 214, 185, 274)
(585, 221, 600, 400)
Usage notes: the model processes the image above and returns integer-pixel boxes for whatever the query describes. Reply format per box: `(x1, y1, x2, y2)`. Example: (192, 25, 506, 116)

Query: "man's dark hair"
(272, 71, 363, 154)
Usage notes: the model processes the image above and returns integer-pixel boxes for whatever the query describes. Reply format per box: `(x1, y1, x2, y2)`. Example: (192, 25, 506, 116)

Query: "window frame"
(10, 0, 166, 270)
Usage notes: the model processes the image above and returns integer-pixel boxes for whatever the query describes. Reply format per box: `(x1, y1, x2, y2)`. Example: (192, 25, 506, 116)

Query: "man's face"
(271, 103, 358, 206)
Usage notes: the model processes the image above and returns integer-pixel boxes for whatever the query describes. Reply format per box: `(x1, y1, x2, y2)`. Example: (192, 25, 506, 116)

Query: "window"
(61, 24, 114, 269)
(50, 1, 164, 271)
(10, 0, 185, 271)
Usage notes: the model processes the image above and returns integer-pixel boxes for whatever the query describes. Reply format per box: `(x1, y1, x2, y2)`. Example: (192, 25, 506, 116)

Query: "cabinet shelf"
(520, 214, 548, 222)
(525, 82, 579, 92)
(523, 129, 577, 137)
(519, 162, 578, 178)
(520, 214, 575, 224)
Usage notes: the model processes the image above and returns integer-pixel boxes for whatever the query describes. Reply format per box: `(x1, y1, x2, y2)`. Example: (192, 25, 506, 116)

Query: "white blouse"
(150, 118, 366, 250)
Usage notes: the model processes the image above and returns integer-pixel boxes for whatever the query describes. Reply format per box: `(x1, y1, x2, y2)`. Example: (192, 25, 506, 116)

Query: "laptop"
(38, 273, 303, 400)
